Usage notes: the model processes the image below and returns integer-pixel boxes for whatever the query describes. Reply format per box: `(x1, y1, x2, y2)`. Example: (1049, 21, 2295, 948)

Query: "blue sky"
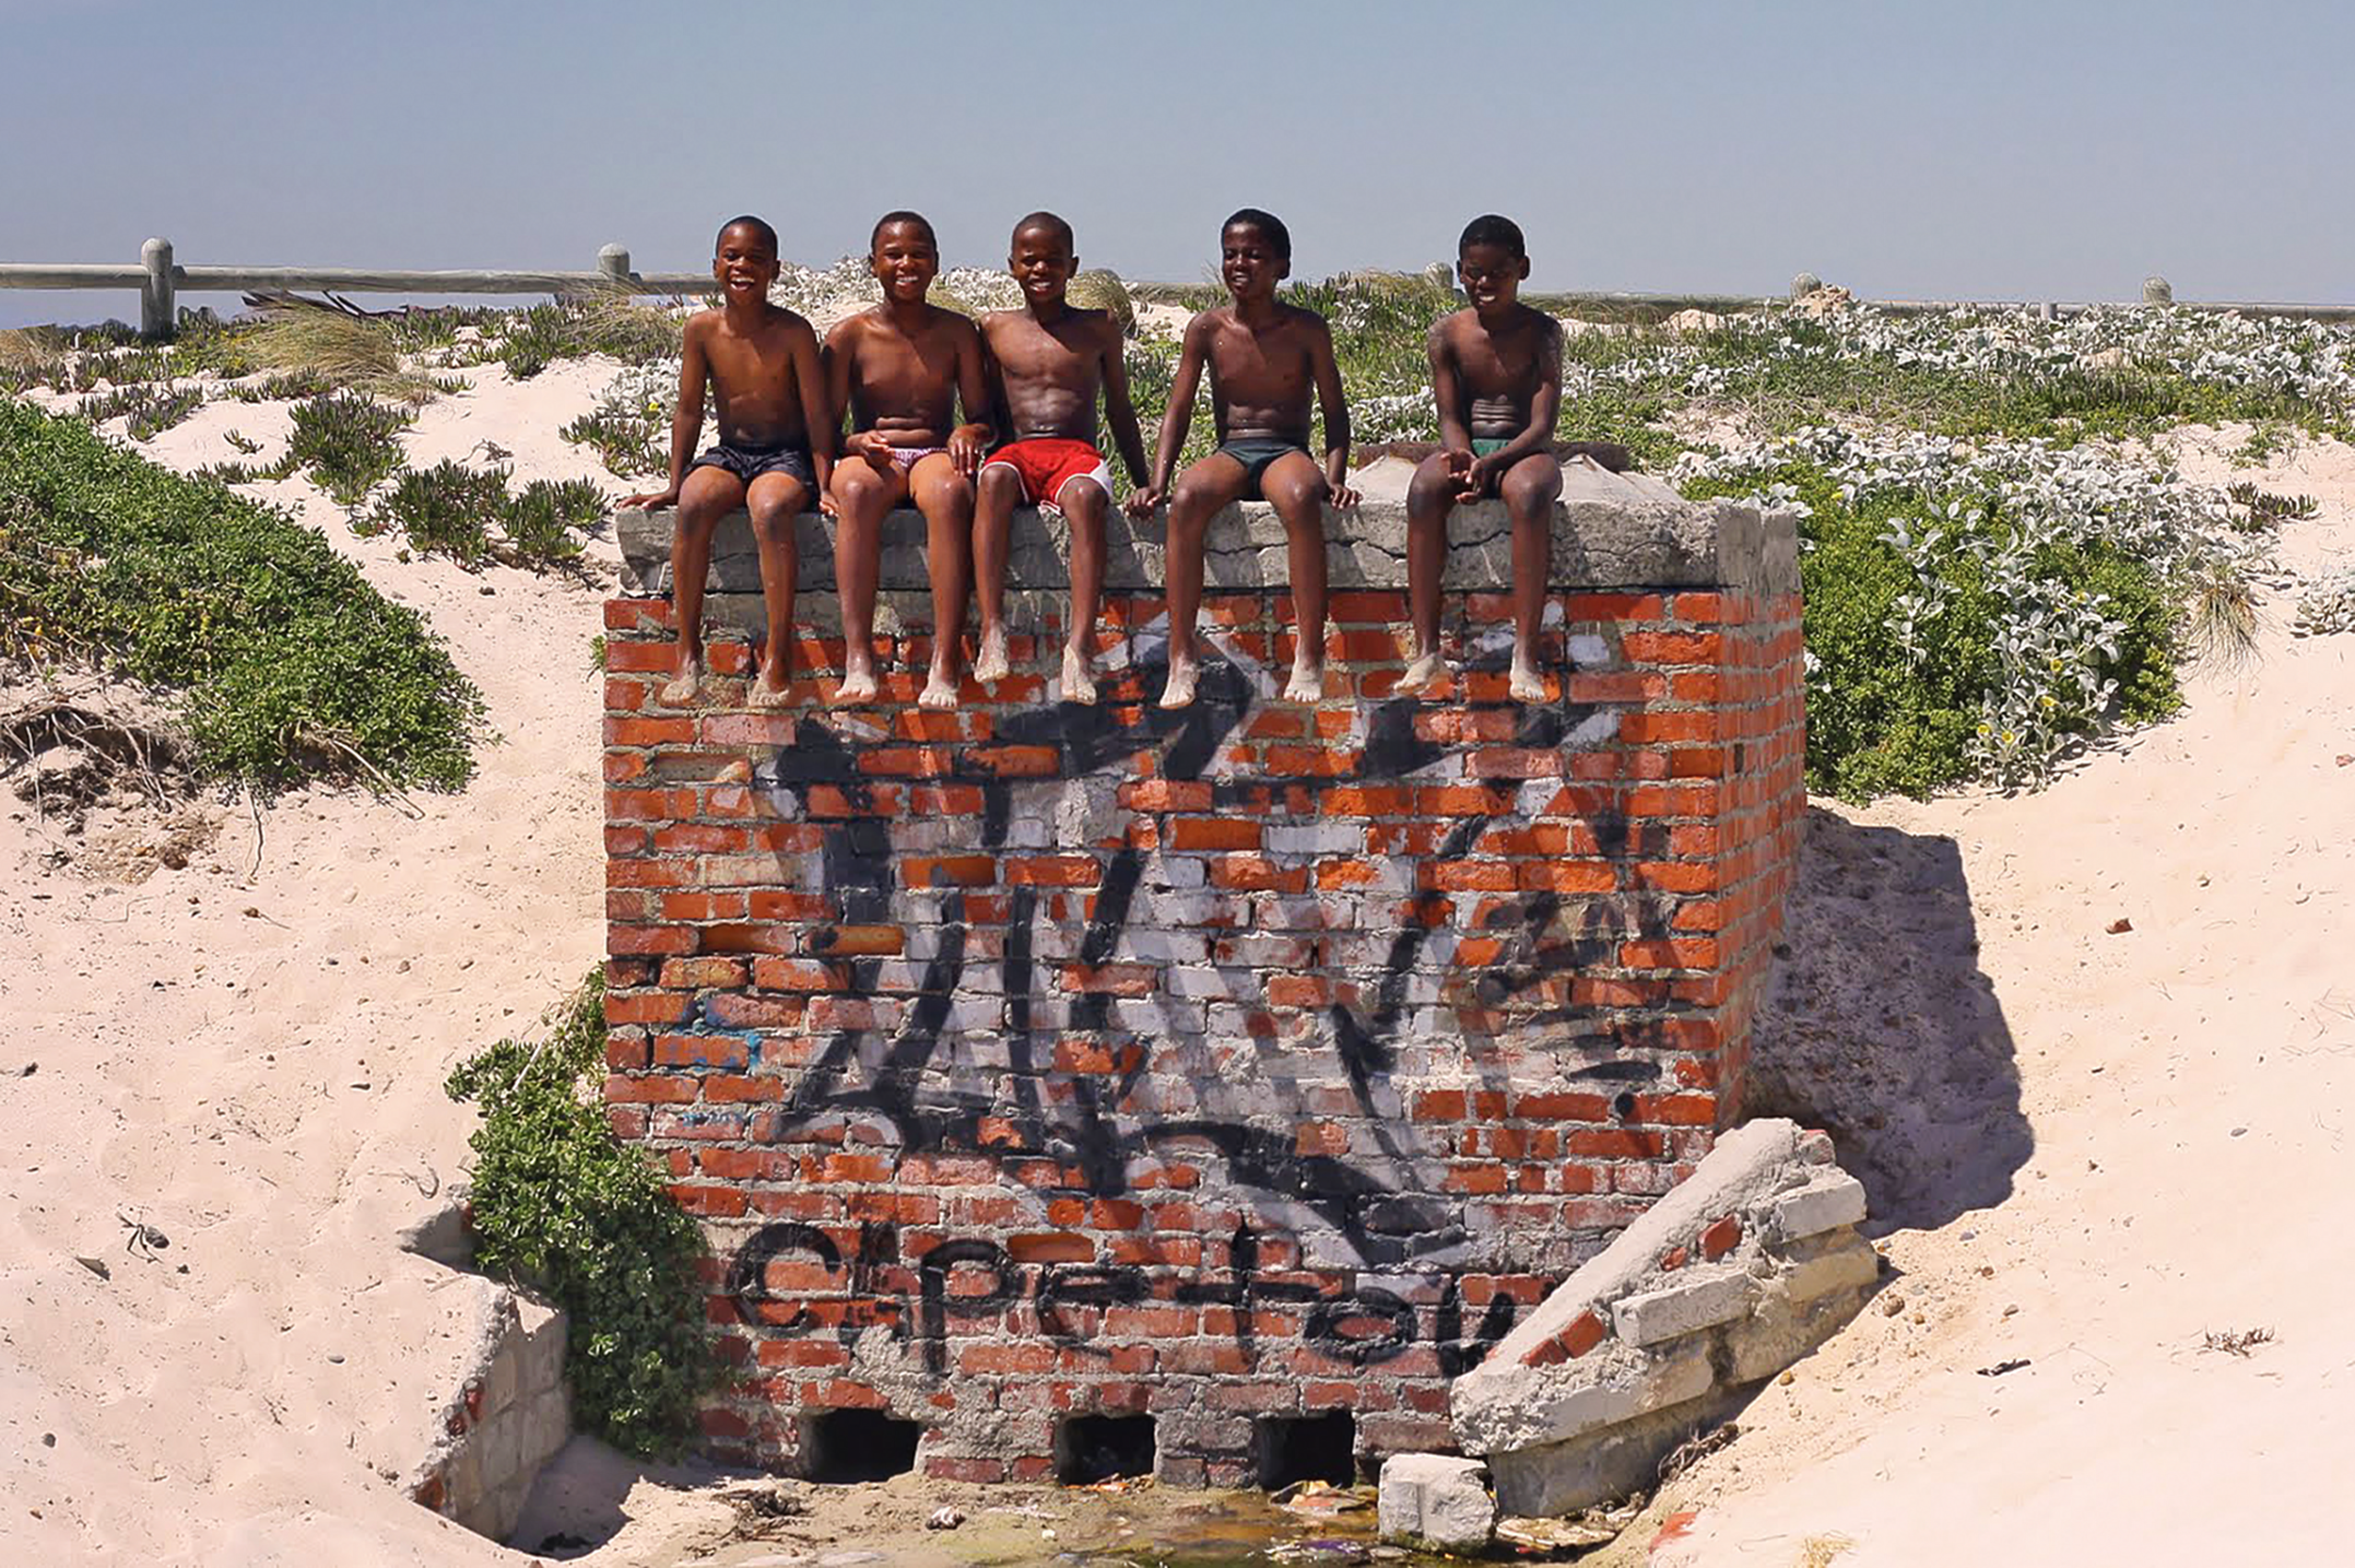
(3, 0, 2347, 328)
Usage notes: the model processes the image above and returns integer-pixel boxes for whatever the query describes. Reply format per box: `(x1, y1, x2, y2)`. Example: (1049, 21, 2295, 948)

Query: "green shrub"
(502, 477, 601, 563)
(0, 399, 481, 789)
(363, 463, 602, 568)
(288, 391, 414, 503)
(445, 970, 716, 1457)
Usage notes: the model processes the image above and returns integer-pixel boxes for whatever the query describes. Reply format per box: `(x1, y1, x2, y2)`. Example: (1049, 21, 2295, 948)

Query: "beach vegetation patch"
(446, 969, 717, 1458)
(287, 390, 414, 504)
(0, 399, 481, 790)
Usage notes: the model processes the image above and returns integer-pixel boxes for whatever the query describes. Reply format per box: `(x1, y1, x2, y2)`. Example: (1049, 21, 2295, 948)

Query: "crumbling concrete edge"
(1445, 1119, 1875, 1519)
(398, 1202, 574, 1544)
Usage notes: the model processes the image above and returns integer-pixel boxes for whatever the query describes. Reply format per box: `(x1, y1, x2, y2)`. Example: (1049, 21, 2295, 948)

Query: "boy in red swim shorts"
(973, 212, 1149, 703)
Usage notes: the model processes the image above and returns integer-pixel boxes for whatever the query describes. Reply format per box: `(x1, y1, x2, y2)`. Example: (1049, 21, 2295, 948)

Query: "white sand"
(3, 376, 2351, 1565)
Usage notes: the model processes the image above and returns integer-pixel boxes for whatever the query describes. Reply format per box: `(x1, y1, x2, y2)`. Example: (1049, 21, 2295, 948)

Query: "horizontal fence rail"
(9, 241, 2355, 337)
(0, 240, 717, 335)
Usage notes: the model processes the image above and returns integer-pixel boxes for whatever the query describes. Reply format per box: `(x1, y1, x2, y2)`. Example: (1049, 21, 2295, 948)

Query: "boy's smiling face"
(1010, 224, 1076, 307)
(1457, 242, 1530, 311)
(1221, 223, 1288, 302)
(872, 219, 939, 305)
(713, 223, 780, 302)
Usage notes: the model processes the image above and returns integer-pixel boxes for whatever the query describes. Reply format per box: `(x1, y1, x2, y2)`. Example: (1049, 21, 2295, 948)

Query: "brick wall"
(601, 466, 1803, 1483)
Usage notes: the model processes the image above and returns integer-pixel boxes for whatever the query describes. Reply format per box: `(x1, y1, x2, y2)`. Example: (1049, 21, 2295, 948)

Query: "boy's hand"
(1123, 485, 1164, 521)
(621, 485, 680, 509)
(847, 430, 896, 472)
(1442, 446, 1476, 498)
(949, 423, 990, 479)
(1462, 454, 1503, 499)
(1328, 479, 1361, 510)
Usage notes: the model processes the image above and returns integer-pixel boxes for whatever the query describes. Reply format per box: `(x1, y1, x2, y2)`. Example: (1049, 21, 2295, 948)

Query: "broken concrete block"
(1760, 1172, 1867, 1243)
(1611, 1270, 1750, 1347)
(1377, 1452, 1495, 1552)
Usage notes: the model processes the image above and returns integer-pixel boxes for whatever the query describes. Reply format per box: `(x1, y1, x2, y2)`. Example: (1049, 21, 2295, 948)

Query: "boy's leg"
(662, 464, 747, 706)
(745, 470, 812, 707)
(907, 452, 975, 710)
(1060, 476, 1110, 704)
(1161, 453, 1250, 709)
(1498, 452, 1564, 702)
(1258, 450, 1332, 703)
(829, 460, 905, 703)
(1398, 451, 1461, 695)
(971, 461, 1024, 683)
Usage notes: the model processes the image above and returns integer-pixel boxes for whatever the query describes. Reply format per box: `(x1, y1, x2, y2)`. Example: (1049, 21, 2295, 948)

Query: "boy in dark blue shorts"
(623, 216, 831, 708)
(1126, 209, 1356, 708)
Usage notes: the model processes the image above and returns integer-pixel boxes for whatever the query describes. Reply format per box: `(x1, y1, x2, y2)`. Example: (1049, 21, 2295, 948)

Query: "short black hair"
(871, 210, 938, 251)
(1458, 214, 1526, 261)
(1223, 207, 1291, 261)
(1012, 210, 1076, 251)
(717, 215, 778, 254)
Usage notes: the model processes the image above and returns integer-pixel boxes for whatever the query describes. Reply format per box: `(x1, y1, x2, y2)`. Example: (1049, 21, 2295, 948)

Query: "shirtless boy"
(622, 215, 829, 708)
(972, 212, 1150, 704)
(1126, 208, 1356, 709)
(1397, 214, 1564, 703)
(823, 211, 994, 708)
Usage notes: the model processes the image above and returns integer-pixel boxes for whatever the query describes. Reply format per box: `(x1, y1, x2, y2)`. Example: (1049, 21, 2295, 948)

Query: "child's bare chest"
(1210, 323, 1311, 388)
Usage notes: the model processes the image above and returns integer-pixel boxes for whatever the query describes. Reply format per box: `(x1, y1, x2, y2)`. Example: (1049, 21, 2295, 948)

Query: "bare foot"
(1061, 643, 1097, 705)
(918, 665, 958, 711)
(1281, 658, 1325, 704)
(1394, 649, 1446, 697)
(657, 653, 704, 708)
(1159, 654, 1199, 710)
(750, 664, 796, 709)
(973, 624, 1009, 683)
(835, 659, 879, 705)
(1508, 657, 1548, 703)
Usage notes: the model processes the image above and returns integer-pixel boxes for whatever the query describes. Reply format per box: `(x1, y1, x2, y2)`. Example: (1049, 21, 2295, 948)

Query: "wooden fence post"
(598, 244, 631, 288)
(139, 237, 175, 338)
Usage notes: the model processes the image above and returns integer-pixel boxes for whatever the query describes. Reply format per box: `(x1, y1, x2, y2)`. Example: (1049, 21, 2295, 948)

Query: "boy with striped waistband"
(970, 212, 1150, 704)
(823, 210, 994, 708)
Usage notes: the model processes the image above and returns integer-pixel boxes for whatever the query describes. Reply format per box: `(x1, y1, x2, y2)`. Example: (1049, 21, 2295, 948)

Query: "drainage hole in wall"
(1056, 1414, 1156, 1484)
(802, 1409, 921, 1483)
(1255, 1411, 1355, 1490)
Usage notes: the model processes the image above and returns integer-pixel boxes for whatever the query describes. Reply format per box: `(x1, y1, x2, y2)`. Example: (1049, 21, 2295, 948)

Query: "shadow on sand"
(1746, 806, 2032, 1232)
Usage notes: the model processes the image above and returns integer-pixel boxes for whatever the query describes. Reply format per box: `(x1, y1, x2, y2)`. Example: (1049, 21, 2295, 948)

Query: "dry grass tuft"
(2185, 561, 2264, 670)
(0, 326, 68, 379)
(244, 307, 434, 402)
(1796, 1534, 1857, 1567)
(1068, 268, 1136, 335)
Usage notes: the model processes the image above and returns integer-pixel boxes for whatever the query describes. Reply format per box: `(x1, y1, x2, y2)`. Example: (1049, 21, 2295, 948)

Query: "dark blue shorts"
(690, 441, 815, 493)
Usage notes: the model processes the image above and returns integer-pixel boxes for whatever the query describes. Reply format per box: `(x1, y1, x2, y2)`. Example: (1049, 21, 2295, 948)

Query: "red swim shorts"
(981, 437, 1113, 513)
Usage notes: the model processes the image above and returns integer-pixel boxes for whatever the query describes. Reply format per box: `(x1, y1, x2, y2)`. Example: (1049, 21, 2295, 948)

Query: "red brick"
(1168, 817, 1262, 850)
(1561, 1308, 1608, 1358)
(1700, 1215, 1743, 1260)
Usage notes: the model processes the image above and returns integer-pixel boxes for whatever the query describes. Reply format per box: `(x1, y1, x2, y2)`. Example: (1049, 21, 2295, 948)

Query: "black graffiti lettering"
(1035, 1263, 1148, 1350)
(1435, 1275, 1521, 1377)
(1304, 1287, 1420, 1367)
(917, 1238, 1018, 1374)
(724, 1221, 843, 1334)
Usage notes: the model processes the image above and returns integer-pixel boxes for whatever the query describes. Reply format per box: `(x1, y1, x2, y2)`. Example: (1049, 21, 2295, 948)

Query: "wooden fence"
(8, 239, 2355, 337)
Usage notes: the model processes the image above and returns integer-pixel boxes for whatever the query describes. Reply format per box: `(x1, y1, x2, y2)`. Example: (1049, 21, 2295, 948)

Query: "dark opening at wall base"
(802, 1410, 922, 1483)
(1256, 1411, 1356, 1490)
(1056, 1414, 1157, 1484)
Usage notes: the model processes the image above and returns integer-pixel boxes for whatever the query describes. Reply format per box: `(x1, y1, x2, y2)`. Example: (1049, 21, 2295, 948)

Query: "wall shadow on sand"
(1745, 806, 2032, 1231)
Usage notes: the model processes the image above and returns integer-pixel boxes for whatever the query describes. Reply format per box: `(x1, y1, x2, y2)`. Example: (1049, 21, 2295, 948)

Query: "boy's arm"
(790, 317, 833, 498)
(1308, 315, 1357, 509)
(949, 317, 994, 477)
(977, 317, 1014, 449)
(1427, 316, 1477, 498)
(623, 316, 707, 508)
(1127, 312, 1210, 519)
(1468, 314, 1564, 493)
(825, 321, 885, 503)
(1097, 318, 1150, 488)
